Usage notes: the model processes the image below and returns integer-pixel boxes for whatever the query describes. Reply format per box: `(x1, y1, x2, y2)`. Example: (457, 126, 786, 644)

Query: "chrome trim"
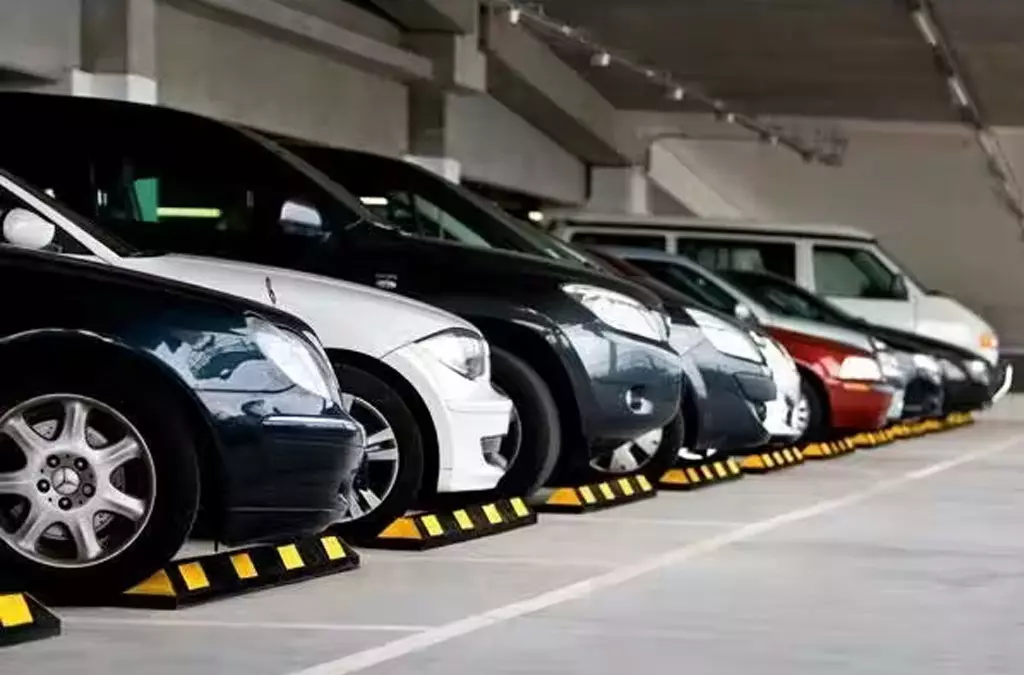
(991, 364, 1014, 404)
(261, 415, 364, 433)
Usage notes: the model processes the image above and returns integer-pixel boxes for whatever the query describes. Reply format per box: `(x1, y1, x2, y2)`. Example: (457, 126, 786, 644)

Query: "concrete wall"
(0, 0, 80, 81)
(659, 124, 1024, 347)
(444, 93, 587, 204)
(156, 1, 409, 155)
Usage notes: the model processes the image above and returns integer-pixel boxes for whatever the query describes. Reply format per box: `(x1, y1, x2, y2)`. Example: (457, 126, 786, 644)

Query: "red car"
(770, 327, 893, 439)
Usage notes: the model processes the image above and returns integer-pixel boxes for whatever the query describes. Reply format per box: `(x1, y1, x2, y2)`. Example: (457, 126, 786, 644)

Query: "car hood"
(120, 253, 473, 358)
(766, 314, 874, 352)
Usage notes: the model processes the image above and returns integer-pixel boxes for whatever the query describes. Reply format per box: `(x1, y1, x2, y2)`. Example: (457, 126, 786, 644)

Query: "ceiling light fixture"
(590, 51, 612, 67)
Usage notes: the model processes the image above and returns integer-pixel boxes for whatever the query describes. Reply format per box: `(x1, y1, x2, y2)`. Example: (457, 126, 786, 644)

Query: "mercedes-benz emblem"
(52, 467, 81, 496)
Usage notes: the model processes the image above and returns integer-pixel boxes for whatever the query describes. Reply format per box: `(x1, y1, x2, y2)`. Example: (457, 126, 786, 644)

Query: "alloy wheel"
(589, 427, 664, 475)
(337, 393, 400, 521)
(0, 394, 156, 568)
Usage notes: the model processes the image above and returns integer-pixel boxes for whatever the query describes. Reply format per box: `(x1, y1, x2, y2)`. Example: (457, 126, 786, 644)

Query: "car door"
(808, 241, 916, 332)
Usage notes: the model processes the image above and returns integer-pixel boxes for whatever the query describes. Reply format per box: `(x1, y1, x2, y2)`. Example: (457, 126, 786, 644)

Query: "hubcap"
(336, 393, 399, 522)
(590, 427, 665, 475)
(0, 394, 156, 568)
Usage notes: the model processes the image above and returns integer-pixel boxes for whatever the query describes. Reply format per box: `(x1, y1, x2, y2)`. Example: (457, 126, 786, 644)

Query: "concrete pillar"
(585, 166, 651, 215)
(74, 0, 157, 103)
(403, 154, 462, 183)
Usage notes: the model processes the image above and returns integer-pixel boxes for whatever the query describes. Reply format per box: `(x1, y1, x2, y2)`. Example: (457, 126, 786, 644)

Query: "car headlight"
(837, 355, 883, 381)
(687, 308, 764, 363)
(980, 332, 998, 350)
(418, 328, 488, 380)
(940, 358, 967, 381)
(965, 358, 989, 383)
(247, 316, 338, 403)
(563, 283, 666, 342)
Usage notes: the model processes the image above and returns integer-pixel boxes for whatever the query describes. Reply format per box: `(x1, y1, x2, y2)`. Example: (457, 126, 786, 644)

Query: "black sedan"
(0, 213, 363, 597)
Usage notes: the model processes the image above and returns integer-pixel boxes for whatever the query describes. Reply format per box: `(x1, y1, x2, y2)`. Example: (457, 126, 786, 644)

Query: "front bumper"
(902, 373, 945, 419)
(988, 359, 1014, 405)
(758, 337, 802, 441)
(827, 381, 894, 432)
(562, 324, 684, 445)
(688, 339, 774, 453)
(221, 412, 365, 545)
(383, 342, 512, 494)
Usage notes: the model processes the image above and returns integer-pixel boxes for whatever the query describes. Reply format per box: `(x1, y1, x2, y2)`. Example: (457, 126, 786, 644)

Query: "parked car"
(0, 167, 512, 540)
(0, 93, 683, 488)
(0, 193, 363, 596)
(581, 247, 789, 453)
(546, 212, 1010, 384)
(597, 247, 904, 441)
(717, 269, 1001, 417)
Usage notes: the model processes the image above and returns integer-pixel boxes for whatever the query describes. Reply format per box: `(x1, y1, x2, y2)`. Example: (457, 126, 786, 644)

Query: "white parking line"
(65, 617, 430, 633)
(363, 554, 617, 569)
(539, 515, 748, 527)
(286, 431, 1024, 675)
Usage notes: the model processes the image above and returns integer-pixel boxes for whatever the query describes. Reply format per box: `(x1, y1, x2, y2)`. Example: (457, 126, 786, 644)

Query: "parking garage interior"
(2, 1, 1024, 673)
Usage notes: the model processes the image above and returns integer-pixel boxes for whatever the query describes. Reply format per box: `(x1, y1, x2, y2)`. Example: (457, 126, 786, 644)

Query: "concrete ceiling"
(533, 0, 1024, 124)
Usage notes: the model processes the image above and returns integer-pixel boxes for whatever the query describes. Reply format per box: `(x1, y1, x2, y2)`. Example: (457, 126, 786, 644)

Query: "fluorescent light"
(527, 210, 544, 223)
(667, 86, 685, 101)
(590, 51, 611, 67)
(360, 196, 389, 206)
(156, 207, 223, 218)
(912, 10, 939, 46)
(508, 7, 521, 24)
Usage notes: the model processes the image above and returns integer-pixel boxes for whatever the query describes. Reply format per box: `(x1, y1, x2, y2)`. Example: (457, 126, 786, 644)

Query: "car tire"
(0, 359, 199, 601)
(331, 363, 424, 542)
(490, 346, 561, 497)
(798, 375, 828, 442)
(581, 411, 684, 483)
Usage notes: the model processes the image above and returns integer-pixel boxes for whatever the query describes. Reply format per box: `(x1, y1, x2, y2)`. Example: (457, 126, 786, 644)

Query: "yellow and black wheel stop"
(361, 498, 537, 550)
(801, 436, 857, 460)
(660, 457, 744, 490)
(0, 593, 60, 647)
(533, 474, 657, 513)
(738, 446, 805, 474)
(88, 532, 360, 609)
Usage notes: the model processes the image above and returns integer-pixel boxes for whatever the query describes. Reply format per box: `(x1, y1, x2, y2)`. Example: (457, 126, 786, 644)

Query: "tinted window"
(677, 238, 796, 279)
(87, 115, 345, 264)
(813, 245, 901, 299)
(569, 232, 668, 251)
(626, 259, 737, 314)
(723, 271, 853, 325)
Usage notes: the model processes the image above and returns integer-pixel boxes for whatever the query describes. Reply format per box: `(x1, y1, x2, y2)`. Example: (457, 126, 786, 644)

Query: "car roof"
(546, 210, 875, 243)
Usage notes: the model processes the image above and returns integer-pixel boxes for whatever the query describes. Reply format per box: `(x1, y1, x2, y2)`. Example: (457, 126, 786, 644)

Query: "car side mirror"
(889, 274, 909, 300)
(279, 199, 324, 236)
(3, 208, 56, 250)
(735, 303, 754, 323)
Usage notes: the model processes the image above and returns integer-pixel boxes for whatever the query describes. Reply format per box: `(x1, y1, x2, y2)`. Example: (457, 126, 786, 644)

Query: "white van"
(548, 213, 1003, 368)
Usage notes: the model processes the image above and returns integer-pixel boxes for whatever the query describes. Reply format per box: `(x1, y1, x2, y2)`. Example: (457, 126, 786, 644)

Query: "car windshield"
(623, 256, 739, 314)
(0, 168, 142, 257)
(280, 142, 596, 265)
(722, 270, 860, 325)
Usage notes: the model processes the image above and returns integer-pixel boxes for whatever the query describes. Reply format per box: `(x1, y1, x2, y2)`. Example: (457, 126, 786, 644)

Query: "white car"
(0, 170, 513, 539)
(547, 212, 1007, 376)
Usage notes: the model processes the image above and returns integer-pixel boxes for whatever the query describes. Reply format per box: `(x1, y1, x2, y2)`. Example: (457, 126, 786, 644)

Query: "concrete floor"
(5, 412, 1024, 675)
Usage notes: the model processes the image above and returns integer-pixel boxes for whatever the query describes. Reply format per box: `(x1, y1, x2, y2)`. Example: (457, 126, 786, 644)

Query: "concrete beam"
(480, 6, 628, 165)
(371, 0, 477, 34)
(174, 0, 434, 83)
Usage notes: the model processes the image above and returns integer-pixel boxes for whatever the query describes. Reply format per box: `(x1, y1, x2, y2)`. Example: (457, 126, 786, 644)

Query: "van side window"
(676, 239, 796, 279)
(813, 245, 901, 299)
(568, 232, 667, 250)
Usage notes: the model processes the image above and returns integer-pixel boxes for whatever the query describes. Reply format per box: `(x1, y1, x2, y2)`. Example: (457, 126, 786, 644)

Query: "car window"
(813, 245, 901, 299)
(625, 258, 737, 314)
(87, 116, 341, 264)
(359, 191, 493, 248)
(567, 231, 668, 251)
(725, 272, 846, 323)
(676, 238, 796, 279)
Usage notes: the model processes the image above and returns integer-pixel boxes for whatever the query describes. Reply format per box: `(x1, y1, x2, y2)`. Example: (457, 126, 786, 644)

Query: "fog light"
(753, 401, 767, 421)
(481, 435, 504, 469)
(625, 386, 653, 415)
